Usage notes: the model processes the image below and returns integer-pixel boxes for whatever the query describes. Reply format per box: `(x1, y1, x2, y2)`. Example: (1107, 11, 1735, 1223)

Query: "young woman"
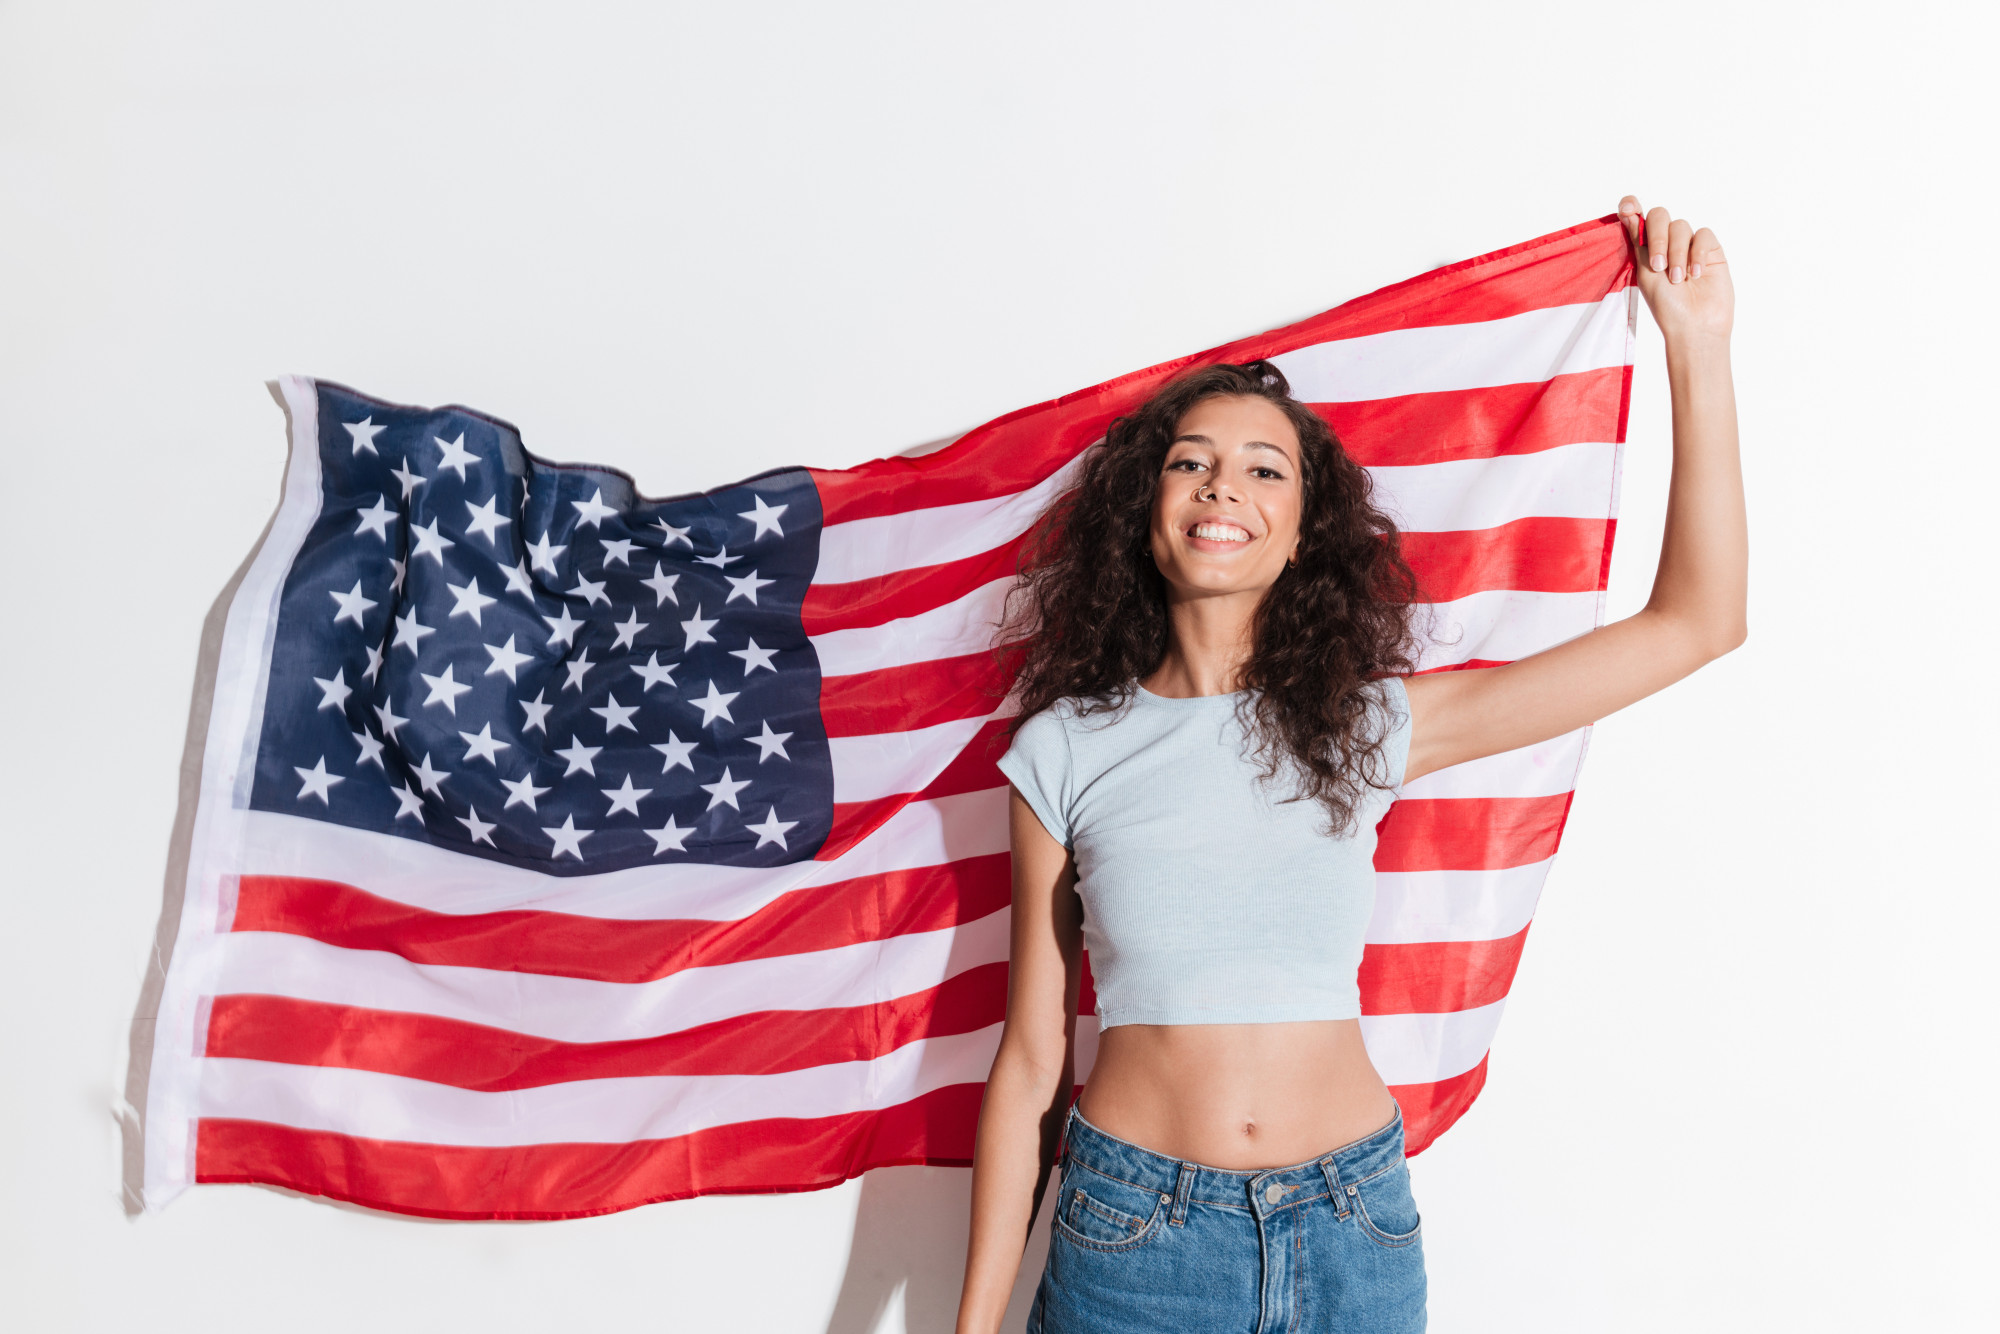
(953, 197, 1743, 1334)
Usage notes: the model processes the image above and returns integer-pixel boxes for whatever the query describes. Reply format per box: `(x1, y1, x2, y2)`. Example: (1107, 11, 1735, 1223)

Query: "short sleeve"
(995, 706, 1074, 849)
(1375, 675, 1413, 790)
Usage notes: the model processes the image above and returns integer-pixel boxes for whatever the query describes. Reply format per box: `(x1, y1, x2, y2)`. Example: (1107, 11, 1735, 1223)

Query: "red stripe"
(1359, 926, 1529, 1016)
(1374, 794, 1574, 872)
(195, 1082, 988, 1220)
(812, 220, 1629, 523)
(819, 652, 1010, 737)
(231, 858, 1009, 983)
(804, 538, 1025, 636)
(1403, 517, 1610, 602)
(1319, 366, 1628, 467)
(204, 963, 1007, 1087)
(1393, 1056, 1489, 1158)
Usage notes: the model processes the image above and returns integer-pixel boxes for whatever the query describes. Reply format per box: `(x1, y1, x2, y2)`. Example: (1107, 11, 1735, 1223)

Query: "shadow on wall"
(824, 1165, 1052, 1334)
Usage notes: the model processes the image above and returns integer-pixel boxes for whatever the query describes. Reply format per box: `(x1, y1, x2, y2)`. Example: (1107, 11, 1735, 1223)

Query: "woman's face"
(1148, 393, 1304, 603)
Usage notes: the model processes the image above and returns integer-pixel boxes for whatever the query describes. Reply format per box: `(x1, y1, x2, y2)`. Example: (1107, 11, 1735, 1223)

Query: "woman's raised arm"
(954, 788, 1085, 1334)
(1403, 196, 1746, 784)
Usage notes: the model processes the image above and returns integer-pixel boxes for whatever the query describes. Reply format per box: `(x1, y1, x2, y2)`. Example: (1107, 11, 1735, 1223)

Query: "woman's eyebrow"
(1168, 434, 1295, 465)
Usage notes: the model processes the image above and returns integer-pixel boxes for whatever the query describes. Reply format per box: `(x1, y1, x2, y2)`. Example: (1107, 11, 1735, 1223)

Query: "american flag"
(135, 216, 1634, 1219)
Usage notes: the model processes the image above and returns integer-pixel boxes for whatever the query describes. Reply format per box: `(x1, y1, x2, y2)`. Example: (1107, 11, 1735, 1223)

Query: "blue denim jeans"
(1028, 1103, 1426, 1332)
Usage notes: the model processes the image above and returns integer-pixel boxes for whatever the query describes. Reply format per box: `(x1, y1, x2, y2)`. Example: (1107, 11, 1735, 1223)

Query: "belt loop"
(1170, 1161, 1196, 1226)
(1318, 1155, 1349, 1219)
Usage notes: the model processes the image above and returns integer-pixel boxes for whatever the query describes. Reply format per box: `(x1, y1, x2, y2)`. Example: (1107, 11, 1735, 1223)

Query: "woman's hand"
(1619, 195, 1732, 345)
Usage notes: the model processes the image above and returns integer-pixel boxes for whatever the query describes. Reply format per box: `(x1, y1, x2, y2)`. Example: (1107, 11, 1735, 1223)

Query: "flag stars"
(689, 681, 741, 726)
(632, 652, 678, 692)
(330, 581, 377, 628)
(737, 495, 789, 540)
(641, 562, 681, 607)
(527, 532, 566, 574)
(652, 732, 697, 774)
(409, 752, 450, 795)
(411, 517, 456, 565)
(390, 457, 425, 500)
(459, 722, 510, 766)
(389, 555, 407, 595)
(352, 727, 386, 770)
(519, 689, 553, 734)
(724, 569, 775, 606)
(680, 603, 719, 647)
(730, 638, 779, 676)
(600, 538, 638, 566)
(651, 517, 693, 548)
(590, 692, 639, 734)
(483, 634, 534, 683)
(374, 698, 410, 742)
(746, 806, 798, 851)
(503, 558, 534, 597)
(344, 417, 385, 455)
(645, 814, 693, 855)
(501, 772, 550, 812)
(555, 736, 602, 777)
(447, 577, 496, 626)
(700, 766, 751, 812)
(393, 608, 435, 656)
(363, 642, 385, 684)
(543, 814, 593, 861)
(694, 546, 742, 570)
(601, 775, 652, 817)
(390, 780, 427, 821)
(313, 668, 353, 712)
(571, 488, 617, 528)
(354, 496, 398, 541)
(464, 496, 511, 543)
(543, 605, 584, 648)
(457, 806, 497, 847)
(611, 608, 647, 651)
(434, 433, 479, 480)
(747, 720, 794, 762)
(294, 757, 344, 804)
(569, 574, 609, 607)
(562, 649, 596, 693)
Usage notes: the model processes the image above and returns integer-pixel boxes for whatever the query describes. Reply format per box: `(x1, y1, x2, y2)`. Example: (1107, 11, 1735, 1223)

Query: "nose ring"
(1196, 484, 1214, 501)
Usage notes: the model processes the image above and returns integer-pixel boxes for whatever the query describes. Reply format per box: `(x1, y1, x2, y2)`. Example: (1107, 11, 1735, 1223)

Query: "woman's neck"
(1142, 596, 1257, 698)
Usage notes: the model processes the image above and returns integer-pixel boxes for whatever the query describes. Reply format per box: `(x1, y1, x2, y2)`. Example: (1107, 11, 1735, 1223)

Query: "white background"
(3, 2, 1993, 1330)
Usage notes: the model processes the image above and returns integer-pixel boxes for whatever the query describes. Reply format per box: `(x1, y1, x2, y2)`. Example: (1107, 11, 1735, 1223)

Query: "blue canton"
(248, 382, 831, 874)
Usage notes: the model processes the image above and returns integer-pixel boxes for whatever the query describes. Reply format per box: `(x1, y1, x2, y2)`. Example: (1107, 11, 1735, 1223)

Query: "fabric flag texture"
(134, 216, 1636, 1219)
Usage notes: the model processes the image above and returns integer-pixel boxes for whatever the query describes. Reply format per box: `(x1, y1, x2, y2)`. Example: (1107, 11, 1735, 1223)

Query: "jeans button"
(1264, 1184, 1283, 1205)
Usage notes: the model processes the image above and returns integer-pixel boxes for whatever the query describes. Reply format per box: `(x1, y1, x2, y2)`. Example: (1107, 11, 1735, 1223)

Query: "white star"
(590, 692, 639, 734)
(352, 726, 385, 770)
(374, 697, 409, 741)
(313, 668, 353, 711)
(568, 574, 609, 607)
(651, 517, 693, 548)
(294, 757, 343, 804)
(689, 680, 741, 726)
(562, 649, 595, 693)
(542, 605, 584, 648)
(694, 546, 742, 569)
(519, 689, 553, 734)
(644, 814, 693, 855)
(354, 495, 397, 541)
(503, 557, 534, 596)
(389, 555, 407, 595)
(411, 517, 456, 566)
(392, 608, 434, 656)
(483, 634, 534, 682)
(446, 577, 496, 626)
(601, 774, 653, 817)
(724, 569, 775, 606)
(390, 780, 427, 821)
(434, 432, 479, 480)
(641, 562, 681, 607)
(501, 772, 550, 811)
(747, 719, 794, 762)
(362, 642, 385, 684)
(420, 664, 472, 715)
(652, 731, 698, 774)
(457, 805, 497, 846)
(464, 496, 511, 543)
(700, 766, 751, 812)
(730, 637, 780, 676)
(746, 805, 799, 850)
(599, 538, 637, 566)
(329, 580, 376, 628)
(390, 457, 425, 500)
(344, 417, 385, 455)
(680, 603, 719, 647)
(554, 736, 602, 777)
(611, 608, 647, 650)
(571, 488, 617, 528)
(542, 814, 593, 860)
(738, 494, 789, 540)
(632, 652, 679, 692)
(459, 722, 510, 765)
(409, 752, 450, 795)
(527, 531, 566, 574)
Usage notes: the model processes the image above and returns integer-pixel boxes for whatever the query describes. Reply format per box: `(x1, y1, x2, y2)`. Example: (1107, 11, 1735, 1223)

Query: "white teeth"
(1191, 524, 1249, 542)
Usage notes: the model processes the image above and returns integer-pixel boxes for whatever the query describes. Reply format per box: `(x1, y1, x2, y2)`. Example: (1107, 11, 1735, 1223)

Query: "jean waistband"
(1060, 1102, 1407, 1218)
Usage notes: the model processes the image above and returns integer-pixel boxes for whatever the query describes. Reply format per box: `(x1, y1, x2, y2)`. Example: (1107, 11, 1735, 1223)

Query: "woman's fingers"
(1619, 195, 1645, 249)
(1689, 226, 1724, 281)
(1666, 217, 1694, 283)
(1645, 206, 1672, 274)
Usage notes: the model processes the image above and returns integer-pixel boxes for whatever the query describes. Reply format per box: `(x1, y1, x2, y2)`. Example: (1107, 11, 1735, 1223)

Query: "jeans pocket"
(1052, 1164, 1167, 1252)
(1350, 1158, 1423, 1248)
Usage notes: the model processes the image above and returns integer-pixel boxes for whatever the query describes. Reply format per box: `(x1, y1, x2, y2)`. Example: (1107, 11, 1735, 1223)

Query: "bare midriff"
(1074, 1019, 1400, 1170)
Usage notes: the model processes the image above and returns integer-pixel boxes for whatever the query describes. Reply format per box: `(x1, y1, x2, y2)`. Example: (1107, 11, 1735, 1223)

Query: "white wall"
(3, 2, 1993, 1329)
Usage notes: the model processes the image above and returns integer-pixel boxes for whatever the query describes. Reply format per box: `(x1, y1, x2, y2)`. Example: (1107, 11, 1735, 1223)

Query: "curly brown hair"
(989, 360, 1421, 837)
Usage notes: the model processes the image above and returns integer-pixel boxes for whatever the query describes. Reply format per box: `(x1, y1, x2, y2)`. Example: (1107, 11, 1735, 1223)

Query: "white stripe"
(1398, 729, 1586, 801)
(1366, 440, 1618, 532)
(829, 709, 1010, 803)
(816, 456, 1084, 585)
(195, 1025, 1003, 1147)
(1366, 862, 1554, 946)
(1411, 588, 1600, 670)
(213, 910, 1009, 1041)
(811, 574, 1014, 677)
(225, 788, 1011, 922)
(1359, 999, 1507, 1085)
(1270, 292, 1630, 402)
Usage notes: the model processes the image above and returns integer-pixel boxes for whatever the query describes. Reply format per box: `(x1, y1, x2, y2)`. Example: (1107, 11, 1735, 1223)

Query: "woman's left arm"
(1403, 196, 1746, 785)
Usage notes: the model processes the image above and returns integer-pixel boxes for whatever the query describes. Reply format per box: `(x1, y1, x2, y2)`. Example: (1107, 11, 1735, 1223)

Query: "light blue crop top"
(995, 677, 1410, 1028)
